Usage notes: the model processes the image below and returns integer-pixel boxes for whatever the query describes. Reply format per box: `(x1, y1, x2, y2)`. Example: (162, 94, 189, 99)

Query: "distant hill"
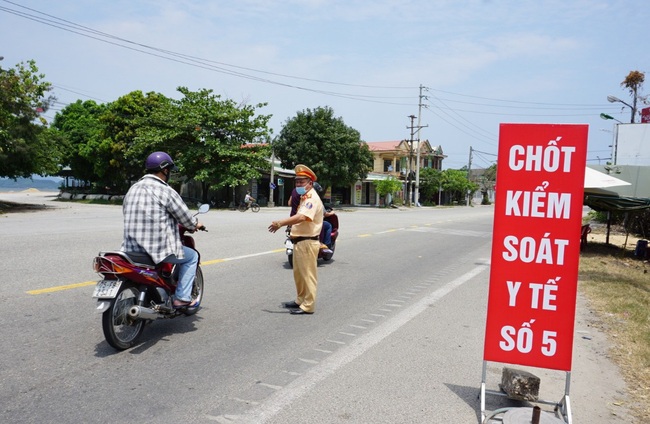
(0, 177, 62, 192)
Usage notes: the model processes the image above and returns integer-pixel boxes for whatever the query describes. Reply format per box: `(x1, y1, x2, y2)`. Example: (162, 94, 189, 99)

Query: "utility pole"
(414, 84, 428, 207)
(406, 115, 417, 206)
(268, 149, 275, 207)
(466, 146, 473, 206)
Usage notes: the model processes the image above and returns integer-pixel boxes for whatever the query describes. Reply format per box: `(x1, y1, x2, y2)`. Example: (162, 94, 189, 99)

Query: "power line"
(0, 1, 620, 114)
(1, 0, 621, 166)
(424, 99, 497, 148)
(427, 87, 609, 107)
(0, 1, 418, 93)
(0, 2, 416, 107)
(426, 94, 497, 140)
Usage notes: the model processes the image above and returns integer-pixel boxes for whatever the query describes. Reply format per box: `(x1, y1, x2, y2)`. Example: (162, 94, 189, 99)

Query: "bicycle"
(238, 201, 260, 213)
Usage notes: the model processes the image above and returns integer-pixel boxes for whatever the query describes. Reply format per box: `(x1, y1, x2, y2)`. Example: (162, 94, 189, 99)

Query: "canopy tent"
(582, 165, 650, 244)
(583, 166, 650, 212)
(584, 194, 650, 212)
(583, 166, 631, 189)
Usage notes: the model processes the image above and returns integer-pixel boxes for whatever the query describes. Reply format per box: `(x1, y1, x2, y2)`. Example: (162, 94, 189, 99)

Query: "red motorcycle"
(285, 208, 339, 268)
(92, 204, 209, 350)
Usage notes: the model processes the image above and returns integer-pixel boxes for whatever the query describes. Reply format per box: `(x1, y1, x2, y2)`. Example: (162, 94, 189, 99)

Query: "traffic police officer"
(268, 164, 324, 314)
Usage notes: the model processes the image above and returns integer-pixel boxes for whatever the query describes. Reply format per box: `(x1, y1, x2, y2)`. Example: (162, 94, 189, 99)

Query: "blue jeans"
(321, 221, 332, 247)
(163, 246, 198, 302)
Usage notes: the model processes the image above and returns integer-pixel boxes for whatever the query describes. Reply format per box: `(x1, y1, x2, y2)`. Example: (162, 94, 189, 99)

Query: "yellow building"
(351, 140, 445, 206)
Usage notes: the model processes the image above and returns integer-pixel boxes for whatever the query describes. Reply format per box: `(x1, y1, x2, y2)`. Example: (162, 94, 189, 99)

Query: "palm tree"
(621, 70, 645, 123)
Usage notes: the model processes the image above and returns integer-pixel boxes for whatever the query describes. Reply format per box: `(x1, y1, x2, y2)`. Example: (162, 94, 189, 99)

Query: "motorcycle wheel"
(238, 203, 246, 212)
(251, 203, 260, 213)
(184, 266, 204, 316)
(102, 282, 145, 350)
(287, 253, 293, 268)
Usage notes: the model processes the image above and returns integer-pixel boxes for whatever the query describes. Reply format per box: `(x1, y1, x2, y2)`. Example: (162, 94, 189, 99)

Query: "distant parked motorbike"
(285, 208, 339, 268)
(92, 204, 209, 350)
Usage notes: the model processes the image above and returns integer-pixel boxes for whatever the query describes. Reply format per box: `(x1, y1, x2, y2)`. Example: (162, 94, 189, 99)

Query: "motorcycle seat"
(124, 251, 156, 266)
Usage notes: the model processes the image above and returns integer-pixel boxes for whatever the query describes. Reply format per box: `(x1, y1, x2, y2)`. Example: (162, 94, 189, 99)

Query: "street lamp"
(607, 95, 636, 123)
(600, 112, 623, 124)
(599, 113, 621, 165)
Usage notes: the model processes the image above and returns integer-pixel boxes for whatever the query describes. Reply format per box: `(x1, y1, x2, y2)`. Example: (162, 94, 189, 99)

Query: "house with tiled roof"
(354, 140, 445, 205)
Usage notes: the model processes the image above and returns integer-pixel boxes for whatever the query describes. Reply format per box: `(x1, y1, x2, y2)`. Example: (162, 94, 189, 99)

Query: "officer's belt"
(291, 236, 319, 243)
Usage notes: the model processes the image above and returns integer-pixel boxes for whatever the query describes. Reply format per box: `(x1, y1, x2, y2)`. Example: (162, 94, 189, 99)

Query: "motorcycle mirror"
(197, 203, 210, 214)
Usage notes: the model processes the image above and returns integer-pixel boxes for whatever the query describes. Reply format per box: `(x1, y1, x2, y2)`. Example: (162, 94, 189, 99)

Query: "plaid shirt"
(121, 174, 197, 264)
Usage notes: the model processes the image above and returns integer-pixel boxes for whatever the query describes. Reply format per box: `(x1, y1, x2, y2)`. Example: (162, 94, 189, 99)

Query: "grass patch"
(580, 233, 650, 421)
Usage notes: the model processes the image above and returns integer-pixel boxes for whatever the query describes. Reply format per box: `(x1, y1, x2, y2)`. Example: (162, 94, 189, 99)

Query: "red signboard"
(483, 123, 588, 371)
(642, 107, 650, 123)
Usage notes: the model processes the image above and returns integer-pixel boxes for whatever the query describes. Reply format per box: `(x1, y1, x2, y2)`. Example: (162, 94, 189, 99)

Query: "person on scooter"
(121, 151, 204, 308)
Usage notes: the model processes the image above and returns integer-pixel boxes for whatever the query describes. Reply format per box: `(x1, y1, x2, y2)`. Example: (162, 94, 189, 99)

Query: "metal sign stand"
(479, 361, 572, 423)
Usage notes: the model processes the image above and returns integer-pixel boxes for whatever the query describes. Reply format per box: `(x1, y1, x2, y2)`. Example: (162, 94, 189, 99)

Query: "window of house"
(383, 159, 393, 172)
(399, 158, 406, 173)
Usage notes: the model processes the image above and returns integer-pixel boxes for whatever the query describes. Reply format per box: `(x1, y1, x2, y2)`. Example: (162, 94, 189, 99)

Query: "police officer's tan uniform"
(290, 184, 323, 313)
(268, 165, 323, 314)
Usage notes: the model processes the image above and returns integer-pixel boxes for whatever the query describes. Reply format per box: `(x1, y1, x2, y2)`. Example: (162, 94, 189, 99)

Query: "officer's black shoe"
(282, 301, 300, 309)
(290, 308, 313, 315)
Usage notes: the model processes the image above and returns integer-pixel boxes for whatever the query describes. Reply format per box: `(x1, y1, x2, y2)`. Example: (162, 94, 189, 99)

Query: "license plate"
(92, 280, 122, 298)
(285, 240, 294, 248)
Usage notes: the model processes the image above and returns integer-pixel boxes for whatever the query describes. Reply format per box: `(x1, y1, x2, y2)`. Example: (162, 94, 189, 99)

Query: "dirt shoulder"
(580, 223, 649, 422)
(0, 190, 65, 214)
(585, 222, 646, 250)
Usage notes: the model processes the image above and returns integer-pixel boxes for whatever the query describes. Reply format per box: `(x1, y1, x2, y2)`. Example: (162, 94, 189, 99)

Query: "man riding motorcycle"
(121, 151, 204, 308)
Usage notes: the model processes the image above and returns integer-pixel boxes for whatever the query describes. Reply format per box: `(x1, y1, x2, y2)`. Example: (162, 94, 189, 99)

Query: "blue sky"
(1, 0, 647, 169)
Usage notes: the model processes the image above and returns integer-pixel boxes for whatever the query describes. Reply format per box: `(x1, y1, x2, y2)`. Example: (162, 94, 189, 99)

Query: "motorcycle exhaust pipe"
(128, 305, 162, 320)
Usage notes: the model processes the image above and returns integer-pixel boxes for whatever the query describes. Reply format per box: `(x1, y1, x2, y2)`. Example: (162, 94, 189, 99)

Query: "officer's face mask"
(295, 178, 311, 195)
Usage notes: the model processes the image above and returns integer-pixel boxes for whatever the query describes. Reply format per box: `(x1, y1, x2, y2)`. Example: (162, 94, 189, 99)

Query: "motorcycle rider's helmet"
(145, 151, 178, 172)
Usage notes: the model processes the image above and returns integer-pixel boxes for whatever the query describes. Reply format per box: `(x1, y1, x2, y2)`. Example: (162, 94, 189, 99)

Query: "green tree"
(0, 60, 60, 178)
(52, 100, 107, 184)
(272, 106, 374, 190)
(443, 168, 478, 204)
(99, 91, 170, 191)
(133, 87, 272, 202)
(419, 167, 444, 204)
(52, 91, 167, 192)
(478, 164, 496, 205)
(373, 177, 402, 206)
(621, 70, 645, 123)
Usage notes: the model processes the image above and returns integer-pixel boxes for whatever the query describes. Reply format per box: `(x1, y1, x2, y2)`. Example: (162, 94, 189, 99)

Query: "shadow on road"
(93, 313, 202, 357)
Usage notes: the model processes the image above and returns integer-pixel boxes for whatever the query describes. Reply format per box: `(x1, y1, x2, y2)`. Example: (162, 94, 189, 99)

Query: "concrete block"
(500, 367, 540, 401)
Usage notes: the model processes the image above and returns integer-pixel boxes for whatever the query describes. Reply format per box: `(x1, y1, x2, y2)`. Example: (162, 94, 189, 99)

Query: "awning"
(584, 194, 650, 212)
(584, 167, 631, 189)
(582, 165, 650, 212)
(363, 173, 393, 181)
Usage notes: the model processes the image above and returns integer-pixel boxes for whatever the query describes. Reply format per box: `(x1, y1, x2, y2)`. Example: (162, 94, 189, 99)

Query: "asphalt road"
(0, 191, 634, 423)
